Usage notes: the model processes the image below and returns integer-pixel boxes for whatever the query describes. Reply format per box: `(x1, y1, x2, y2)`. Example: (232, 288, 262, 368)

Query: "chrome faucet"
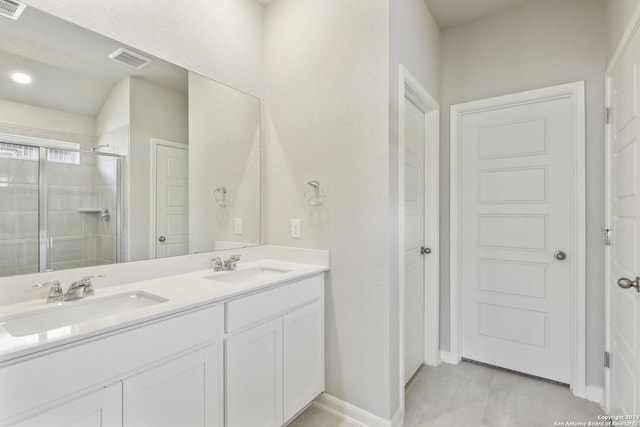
(211, 257, 224, 271)
(64, 275, 100, 301)
(211, 255, 242, 271)
(32, 280, 64, 303)
(223, 255, 241, 271)
(34, 275, 104, 303)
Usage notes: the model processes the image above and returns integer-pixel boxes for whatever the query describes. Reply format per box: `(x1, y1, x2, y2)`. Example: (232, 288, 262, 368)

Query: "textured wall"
(439, 0, 606, 387)
(263, 0, 393, 419)
(22, 0, 264, 97)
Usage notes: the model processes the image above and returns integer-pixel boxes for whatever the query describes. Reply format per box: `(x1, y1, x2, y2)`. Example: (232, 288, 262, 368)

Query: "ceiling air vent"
(0, 0, 26, 20)
(108, 48, 153, 70)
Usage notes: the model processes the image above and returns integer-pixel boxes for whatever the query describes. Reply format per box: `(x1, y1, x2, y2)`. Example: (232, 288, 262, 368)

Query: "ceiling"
(424, 0, 538, 29)
(0, 6, 187, 116)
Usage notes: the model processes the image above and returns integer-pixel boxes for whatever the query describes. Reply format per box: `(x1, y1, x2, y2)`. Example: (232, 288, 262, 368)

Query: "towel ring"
(213, 186, 229, 207)
(303, 180, 327, 206)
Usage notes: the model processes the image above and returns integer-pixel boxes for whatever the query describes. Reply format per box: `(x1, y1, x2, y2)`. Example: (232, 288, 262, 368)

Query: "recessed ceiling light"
(11, 72, 32, 85)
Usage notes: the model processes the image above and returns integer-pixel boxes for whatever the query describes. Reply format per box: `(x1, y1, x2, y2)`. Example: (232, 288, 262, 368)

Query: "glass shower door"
(45, 148, 121, 271)
(0, 143, 40, 276)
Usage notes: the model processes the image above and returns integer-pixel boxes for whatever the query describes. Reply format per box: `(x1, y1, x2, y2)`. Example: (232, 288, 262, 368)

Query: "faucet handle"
(211, 257, 223, 271)
(33, 280, 61, 289)
(80, 274, 105, 282)
(224, 254, 241, 271)
(79, 274, 104, 296)
(33, 281, 64, 303)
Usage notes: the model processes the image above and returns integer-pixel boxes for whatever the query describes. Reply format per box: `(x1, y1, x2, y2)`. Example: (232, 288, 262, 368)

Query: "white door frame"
(149, 137, 188, 258)
(398, 65, 440, 402)
(449, 82, 586, 397)
(604, 1, 640, 413)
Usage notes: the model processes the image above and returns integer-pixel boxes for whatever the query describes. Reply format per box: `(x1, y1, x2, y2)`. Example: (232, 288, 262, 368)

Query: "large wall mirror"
(0, 5, 261, 278)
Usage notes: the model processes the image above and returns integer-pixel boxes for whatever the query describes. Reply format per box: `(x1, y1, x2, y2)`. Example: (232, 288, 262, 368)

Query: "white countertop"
(0, 259, 328, 365)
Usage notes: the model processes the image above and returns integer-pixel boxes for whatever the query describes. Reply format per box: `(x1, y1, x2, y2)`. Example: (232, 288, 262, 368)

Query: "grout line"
(461, 358, 570, 388)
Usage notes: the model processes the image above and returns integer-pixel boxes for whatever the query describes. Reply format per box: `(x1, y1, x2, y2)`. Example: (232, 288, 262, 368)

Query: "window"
(0, 140, 81, 164)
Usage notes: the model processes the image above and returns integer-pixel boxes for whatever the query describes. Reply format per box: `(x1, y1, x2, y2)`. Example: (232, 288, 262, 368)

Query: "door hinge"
(604, 351, 610, 368)
(605, 107, 612, 124)
(599, 228, 611, 246)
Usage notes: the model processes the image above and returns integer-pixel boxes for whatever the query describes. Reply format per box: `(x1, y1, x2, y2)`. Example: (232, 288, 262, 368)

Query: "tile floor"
(289, 361, 604, 426)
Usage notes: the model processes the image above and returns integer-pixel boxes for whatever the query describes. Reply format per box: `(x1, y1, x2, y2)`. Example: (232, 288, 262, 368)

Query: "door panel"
(283, 301, 323, 421)
(607, 27, 640, 414)
(459, 92, 575, 383)
(15, 383, 122, 427)
(403, 96, 425, 383)
(155, 143, 188, 258)
(226, 318, 283, 427)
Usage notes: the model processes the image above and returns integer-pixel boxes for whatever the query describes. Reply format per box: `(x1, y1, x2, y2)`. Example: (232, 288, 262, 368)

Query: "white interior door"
(606, 23, 640, 415)
(404, 96, 425, 384)
(155, 142, 188, 258)
(457, 86, 580, 383)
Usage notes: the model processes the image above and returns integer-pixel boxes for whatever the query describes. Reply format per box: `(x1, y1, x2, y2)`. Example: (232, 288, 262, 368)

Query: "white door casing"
(450, 82, 586, 392)
(151, 139, 189, 258)
(605, 3, 640, 414)
(398, 65, 440, 395)
(403, 95, 426, 384)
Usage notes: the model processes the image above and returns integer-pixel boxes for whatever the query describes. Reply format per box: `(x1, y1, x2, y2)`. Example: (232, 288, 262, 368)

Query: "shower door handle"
(158, 236, 166, 242)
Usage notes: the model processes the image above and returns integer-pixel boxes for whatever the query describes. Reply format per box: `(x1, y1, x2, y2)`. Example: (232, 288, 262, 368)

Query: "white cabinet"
(1, 305, 222, 427)
(283, 300, 323, 421)
(225, 275, 324, 427)
(124, 345, 221, 427)
(1, 272, 324, 427)
(226, 318, 283, 427)
(14, 383, 122, 427)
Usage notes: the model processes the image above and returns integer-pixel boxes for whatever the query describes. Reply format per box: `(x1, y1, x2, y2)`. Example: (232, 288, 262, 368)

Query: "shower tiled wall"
(0, 157, 39, 277)
(0, 122, 123, 277)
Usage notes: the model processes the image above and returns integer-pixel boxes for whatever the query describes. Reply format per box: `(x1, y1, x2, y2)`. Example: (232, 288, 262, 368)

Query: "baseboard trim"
(439, 351, 459, 365)
(585, 385, 603, 405)
(313, 393, 401, 427)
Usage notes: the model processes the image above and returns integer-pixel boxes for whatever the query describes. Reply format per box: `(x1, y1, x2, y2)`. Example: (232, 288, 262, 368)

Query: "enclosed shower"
(0, 135, 123, 278)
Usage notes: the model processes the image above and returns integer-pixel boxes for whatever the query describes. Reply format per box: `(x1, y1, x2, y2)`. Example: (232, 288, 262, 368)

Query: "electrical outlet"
(291, 219, 301, 238)
(235, 218, 243, 235)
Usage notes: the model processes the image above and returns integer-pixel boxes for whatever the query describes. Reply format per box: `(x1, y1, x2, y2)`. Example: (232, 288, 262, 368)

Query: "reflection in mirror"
(189, 72, 260, 253)
(0, 5, 261, 278)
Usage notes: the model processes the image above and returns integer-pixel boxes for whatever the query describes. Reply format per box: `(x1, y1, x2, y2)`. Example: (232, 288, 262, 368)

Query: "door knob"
(554, 250, 567, 261)
(158, 236, 166, 242)
(420, 246, 431, 255)
(618, 277, 640, 292)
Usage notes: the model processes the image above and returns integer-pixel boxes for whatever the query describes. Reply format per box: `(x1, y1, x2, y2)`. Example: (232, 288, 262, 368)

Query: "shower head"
(92, 144, 110, 152)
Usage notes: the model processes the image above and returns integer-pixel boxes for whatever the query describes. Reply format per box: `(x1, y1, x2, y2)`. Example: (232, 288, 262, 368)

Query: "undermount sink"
(0, 291, 168, 337)
(205, 266, 291, 284)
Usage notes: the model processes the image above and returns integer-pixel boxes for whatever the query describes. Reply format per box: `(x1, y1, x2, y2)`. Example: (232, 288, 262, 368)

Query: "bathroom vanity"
(0, 249, 328, 427)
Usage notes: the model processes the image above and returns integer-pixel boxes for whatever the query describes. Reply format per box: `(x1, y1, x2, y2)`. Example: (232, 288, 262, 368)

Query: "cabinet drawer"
(226, 275, 322, 333)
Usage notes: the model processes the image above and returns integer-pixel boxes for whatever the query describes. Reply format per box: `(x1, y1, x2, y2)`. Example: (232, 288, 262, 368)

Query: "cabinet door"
(226, 317, 283, 427)
(283, 300, 324, 421)
(14, 383, 122, 427)
(123, 345, 220, 427)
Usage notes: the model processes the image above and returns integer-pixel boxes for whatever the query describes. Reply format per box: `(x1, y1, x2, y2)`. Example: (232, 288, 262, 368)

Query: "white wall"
(188, 72, 261, 253)
(263, 0, 393, 419)
(129, 77, 188, 261)
(0, 99, 95, 138)
(96, 77, 130, 138)
(389, 0, 440, 413)
(439, 0, 606, 387)
(22, 0, 264, 98)
(606, 0, 640, 61)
